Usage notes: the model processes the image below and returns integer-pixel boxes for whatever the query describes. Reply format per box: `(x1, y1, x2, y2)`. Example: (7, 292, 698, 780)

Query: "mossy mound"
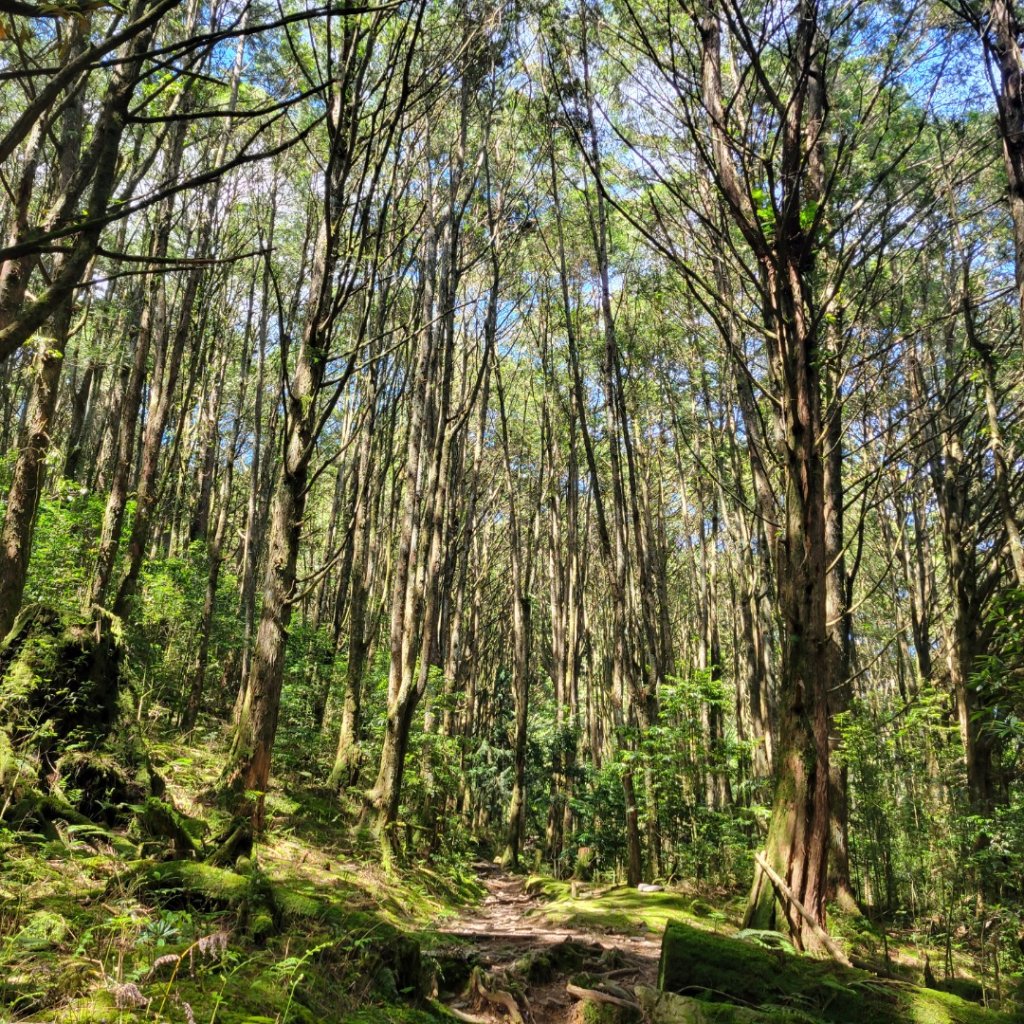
(0, 605, 121, 753)
(658, 922, 1016, 1024)
(133, 858, 253, 908)
(134, 858, 428, 1003)
(0, 605, 154, 835)
(13, 910, 70, 951)
(641, 985, 742, 1023)
(526, 876, 717, 936)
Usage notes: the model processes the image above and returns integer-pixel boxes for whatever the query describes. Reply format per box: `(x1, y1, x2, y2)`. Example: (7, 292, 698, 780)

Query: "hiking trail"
(432, 864, 661, 1023)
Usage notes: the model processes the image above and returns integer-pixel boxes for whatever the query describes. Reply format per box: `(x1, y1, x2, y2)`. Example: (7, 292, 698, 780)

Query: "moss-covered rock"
(514, 949, 554, 982)
(658, 921, 1015, 1024)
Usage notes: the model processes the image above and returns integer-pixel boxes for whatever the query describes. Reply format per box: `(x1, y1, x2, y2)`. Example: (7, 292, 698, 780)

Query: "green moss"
(638, 985, 762, 1023)
(50, 990, 120, 1023)
(372, 965, 401, 1001)
(135, 859, 251, 907)
(0, 726, 15, 788)
(659, 921, 792, 1005)
(514, 949, 553, 982)
(527, 876, 710, 936)
(933, 978, 985, 1004)
(343, 1006, 459, 1023)
(248, 910, 275, 940)
(576, 1002, 643, 1023)
(271, 883, 332, 923)
(658, 922, 1016, 1024)
(136, 796, 204, 856)
(907, 987, 1010, 1024)
(525, 874, 567, 898)
(166, 972, 320, 1024)
(14, 909, 70, 950)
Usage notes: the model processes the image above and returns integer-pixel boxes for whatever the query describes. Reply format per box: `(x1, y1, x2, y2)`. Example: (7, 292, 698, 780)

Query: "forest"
(1, 0, 1023, 1021)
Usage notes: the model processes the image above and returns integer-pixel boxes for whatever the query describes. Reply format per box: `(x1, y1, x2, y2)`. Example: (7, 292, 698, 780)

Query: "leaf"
(800, 200, 819, 230)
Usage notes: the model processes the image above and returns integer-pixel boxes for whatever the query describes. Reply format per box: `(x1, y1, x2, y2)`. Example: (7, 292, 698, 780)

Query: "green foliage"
(972, 587, 1024, 762)
(24, 481, 106, 617)
(835, 687, 960, 917)
(273, 619, 337, 776)
(640, 672, 752, 886)
(569, 757, 630, 876)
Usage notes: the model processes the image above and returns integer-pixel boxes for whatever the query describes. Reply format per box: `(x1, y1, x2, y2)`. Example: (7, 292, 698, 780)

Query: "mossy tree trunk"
(740, 250, 834, 946)
(696, 0, 836, 948)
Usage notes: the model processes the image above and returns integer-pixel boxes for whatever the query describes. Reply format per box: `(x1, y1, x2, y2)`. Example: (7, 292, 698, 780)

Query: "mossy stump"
(0, 605, 121, 752)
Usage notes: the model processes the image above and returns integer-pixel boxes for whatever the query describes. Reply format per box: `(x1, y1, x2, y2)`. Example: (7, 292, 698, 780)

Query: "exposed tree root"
(468, 966, 526, 1023)
(565, 982, 641, 1012)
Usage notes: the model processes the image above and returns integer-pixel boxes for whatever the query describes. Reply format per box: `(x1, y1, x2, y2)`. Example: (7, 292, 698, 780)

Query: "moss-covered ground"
(521, 878, 1020, 1024)
(0, 732, 478, 1024)
(3, 730, 1019, 1023)
(524, 876, 741, 937)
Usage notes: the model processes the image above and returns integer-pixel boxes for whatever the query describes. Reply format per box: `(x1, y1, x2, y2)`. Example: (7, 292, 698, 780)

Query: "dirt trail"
(433, 864, 660, 1023)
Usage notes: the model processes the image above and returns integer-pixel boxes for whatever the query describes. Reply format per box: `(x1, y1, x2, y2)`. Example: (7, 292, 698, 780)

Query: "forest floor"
(434, 863, 661, 1023)
(2, 723, 1017, 1024)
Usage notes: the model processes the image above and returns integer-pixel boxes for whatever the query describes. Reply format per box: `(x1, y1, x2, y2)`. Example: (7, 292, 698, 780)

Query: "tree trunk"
(0, 306, 71, 636)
